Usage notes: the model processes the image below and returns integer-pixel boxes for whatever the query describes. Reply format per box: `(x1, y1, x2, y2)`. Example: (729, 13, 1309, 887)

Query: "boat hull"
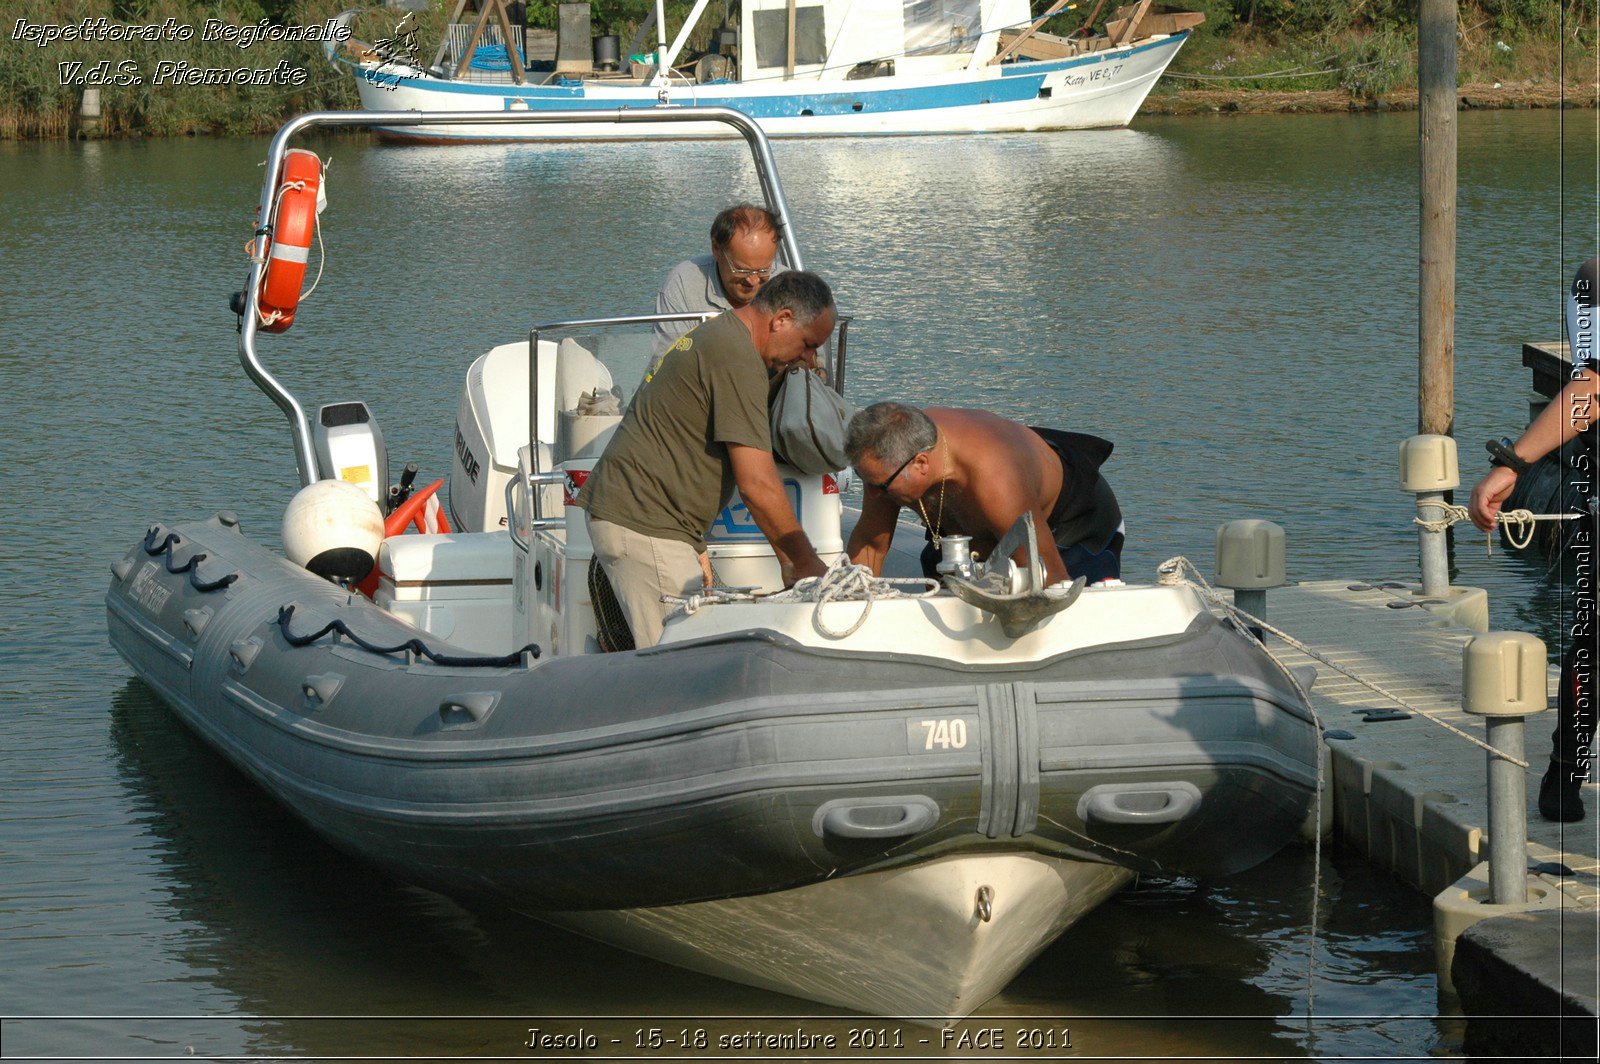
(546, 852, 1134, 1019)
(107, 514, 1316, 1016)
(349, 34, 1190, 141)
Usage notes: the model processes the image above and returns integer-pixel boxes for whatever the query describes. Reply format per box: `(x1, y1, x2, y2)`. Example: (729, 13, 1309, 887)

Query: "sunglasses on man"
(863, 451, 919, 494)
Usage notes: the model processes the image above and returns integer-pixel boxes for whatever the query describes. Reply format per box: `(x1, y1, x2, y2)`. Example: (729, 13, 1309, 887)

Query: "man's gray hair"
(846, 402, 937, 468)
(752, 270, 833, 326)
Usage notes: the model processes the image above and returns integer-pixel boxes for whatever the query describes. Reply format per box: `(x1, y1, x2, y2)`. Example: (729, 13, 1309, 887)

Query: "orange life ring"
(257, 148, 322, 334)
(355, 480, 452, 598)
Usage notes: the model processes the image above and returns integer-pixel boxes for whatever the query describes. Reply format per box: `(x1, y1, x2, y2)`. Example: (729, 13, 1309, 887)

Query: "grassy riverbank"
(0, 0, 379, 138)
(1147, 0, 1597, 113)
(0, 1, 1593, 138)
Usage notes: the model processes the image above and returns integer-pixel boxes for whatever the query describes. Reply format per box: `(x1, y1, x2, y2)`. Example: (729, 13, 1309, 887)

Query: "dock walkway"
(1251, 578, 1597, 1038)
(1264, 579, 1597, 902)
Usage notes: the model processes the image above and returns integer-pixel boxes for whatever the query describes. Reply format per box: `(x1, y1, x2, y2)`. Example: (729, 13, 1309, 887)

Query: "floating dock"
(1233, 336, 1596, 1051)
(1257, 577, 1597, 1052)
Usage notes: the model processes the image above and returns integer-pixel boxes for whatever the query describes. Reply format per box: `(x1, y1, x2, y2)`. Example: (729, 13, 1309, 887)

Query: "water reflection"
(104, 679, 840, 1058)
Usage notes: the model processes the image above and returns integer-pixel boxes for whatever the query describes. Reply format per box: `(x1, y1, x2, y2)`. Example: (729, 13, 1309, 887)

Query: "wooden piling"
(1418, 0, 1458, 437)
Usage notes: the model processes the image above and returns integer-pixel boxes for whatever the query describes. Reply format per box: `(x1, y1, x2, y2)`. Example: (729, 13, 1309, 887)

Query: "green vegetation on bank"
(2, 1, 363, 137)
(1, 1, 1592, 139)
(1153, 0, 1593, 98)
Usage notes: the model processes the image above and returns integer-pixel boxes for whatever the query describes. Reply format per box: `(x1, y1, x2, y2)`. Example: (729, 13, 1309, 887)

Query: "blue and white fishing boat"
(329, 1, 1202, 140)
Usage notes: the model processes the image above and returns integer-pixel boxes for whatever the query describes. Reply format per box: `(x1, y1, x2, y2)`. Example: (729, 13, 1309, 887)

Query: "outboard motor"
(313, 401, 388, 506)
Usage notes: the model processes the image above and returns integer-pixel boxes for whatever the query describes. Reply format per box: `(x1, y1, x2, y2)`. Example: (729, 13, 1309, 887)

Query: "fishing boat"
(327, 1, 1203, 140)
(105, 107, 1316, 1020)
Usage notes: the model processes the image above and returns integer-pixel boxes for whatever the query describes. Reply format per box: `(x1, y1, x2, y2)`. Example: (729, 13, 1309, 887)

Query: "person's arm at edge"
(1468, 366, 1597, 531)
(728, 443, 828, 584)
(846, 490, 900, 576)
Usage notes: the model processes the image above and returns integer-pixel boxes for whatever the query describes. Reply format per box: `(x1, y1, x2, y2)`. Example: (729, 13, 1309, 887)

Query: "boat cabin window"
(903, 0, 983, 56)
(752, 6, 827, 68)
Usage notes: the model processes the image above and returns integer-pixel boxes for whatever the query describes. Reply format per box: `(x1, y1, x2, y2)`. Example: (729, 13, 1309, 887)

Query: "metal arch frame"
(239, 107, 801, 488)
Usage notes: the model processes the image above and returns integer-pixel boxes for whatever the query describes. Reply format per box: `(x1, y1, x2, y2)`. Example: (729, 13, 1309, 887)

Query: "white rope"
(1412, 500, 1578, 556)
(1156, 551, 1559, 1026)
(297, 156, 331, 304)
(250, 179, 297, 328)
(663, 558, 939, 639)
(1149, 556, 1328, 1022)
(770, 559, 940, 639)
(297, 199, 327, 304)
(1156, 557, 1529, 769)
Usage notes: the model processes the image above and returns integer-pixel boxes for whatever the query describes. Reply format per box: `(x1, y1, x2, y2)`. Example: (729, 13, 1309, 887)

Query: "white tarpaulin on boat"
(740, 0, 1029, 78)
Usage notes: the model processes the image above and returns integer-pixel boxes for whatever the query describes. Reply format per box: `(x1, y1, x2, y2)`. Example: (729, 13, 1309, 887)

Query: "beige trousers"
(586, 517, 705, 648)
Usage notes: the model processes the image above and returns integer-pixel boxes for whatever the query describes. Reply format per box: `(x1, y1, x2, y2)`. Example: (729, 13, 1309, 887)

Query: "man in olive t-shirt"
(580, 271, 837, 647)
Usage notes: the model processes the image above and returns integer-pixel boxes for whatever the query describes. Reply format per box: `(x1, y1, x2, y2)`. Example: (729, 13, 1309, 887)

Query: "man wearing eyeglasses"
(652, 204, 786, 358)
(844, 403, 1124, 588)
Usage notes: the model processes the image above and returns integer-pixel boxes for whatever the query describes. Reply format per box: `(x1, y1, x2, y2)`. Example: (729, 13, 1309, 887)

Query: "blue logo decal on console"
(708, 480, 802, 541)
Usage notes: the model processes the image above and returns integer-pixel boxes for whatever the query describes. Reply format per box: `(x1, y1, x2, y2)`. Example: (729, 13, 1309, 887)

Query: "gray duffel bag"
(769, 367, 856, 475)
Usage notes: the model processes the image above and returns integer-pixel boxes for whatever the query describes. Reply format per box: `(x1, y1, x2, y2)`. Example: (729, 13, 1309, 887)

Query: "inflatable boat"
(106, 108, 1318, 1020)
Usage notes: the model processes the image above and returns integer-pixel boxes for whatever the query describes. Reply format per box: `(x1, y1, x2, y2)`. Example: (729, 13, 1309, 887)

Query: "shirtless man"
(845, 403, 1124, 586)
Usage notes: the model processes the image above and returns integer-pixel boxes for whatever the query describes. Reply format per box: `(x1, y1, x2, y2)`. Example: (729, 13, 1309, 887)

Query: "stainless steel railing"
(239, 106, 800, 487)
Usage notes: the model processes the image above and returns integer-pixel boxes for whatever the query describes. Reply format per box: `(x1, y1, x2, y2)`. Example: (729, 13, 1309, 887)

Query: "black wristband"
(1486, 437, 1531, 475)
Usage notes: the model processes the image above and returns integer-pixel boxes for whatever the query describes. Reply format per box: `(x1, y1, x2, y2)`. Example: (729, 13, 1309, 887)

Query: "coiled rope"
(1412, 500, 1579, 554)
(143, 528, 239, 593)
(665, 558, 939, 639)
(276, 604, 539, 668)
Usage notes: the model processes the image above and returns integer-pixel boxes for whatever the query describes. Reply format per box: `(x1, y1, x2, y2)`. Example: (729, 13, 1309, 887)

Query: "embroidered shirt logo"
(645, 334, 693, 385)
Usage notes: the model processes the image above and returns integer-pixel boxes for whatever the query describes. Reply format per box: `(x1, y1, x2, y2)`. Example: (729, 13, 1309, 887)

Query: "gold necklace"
(916, 437, 948, 548)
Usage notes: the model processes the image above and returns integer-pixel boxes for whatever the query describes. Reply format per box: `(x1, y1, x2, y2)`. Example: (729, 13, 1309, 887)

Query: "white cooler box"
(374, 531, 516, 656)
(706, 470, 845, 592)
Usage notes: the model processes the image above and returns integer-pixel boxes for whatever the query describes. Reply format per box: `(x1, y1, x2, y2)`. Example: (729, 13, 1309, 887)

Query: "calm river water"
(2, 109, 1594, 1061)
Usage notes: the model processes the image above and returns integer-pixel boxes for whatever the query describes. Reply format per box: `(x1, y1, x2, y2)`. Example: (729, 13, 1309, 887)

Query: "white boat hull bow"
(348, 35, 1191, 141)
(548, 853, 1134, 1020)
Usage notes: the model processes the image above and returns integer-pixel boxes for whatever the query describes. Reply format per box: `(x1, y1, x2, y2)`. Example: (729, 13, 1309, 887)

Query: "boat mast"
(654, 0, 718, 85)
(655, 0, 668, 80)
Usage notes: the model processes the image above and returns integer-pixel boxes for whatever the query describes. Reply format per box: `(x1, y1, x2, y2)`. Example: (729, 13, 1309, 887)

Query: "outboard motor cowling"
(313, 401, 388, 506)
(452, 338, 615, 531)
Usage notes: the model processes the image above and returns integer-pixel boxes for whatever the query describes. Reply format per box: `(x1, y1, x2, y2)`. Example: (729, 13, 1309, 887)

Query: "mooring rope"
(1157, 556, 1328, 1025)
(1156, 556, 1529, 768)
(1412, 500, 1579, 555)
(1156, 551, 1538, 1030)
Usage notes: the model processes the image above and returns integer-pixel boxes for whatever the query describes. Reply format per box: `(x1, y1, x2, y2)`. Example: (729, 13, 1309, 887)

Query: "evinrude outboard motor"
(312, 402, 388, 507)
